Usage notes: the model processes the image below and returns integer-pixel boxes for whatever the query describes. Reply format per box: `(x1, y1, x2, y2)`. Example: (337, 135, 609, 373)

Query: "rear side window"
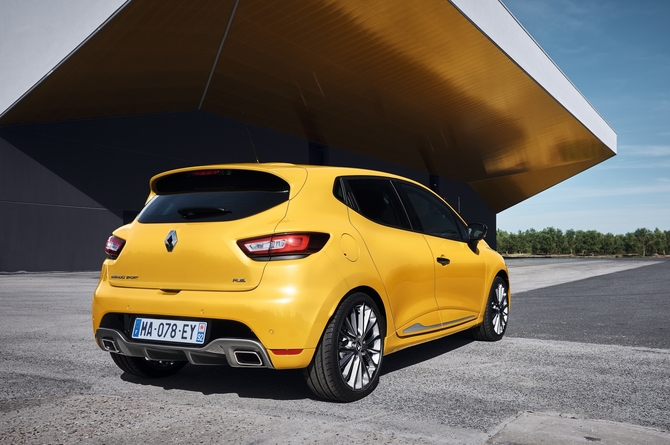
(396, 182, 466, 241)
(138, 169, 289, 223)
(343, 178, 410, 230)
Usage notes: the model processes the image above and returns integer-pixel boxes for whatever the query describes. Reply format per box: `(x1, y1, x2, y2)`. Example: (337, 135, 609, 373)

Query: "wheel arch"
(339, 285, 389, 336)
(495, 269, 510, 305)
(475, 267, 510, 320)
(496, 269, 509, 286)
(306, 285, 390, 355)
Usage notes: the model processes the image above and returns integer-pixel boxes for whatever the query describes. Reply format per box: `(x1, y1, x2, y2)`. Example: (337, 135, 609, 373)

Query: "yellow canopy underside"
(0, 0, 615, 212)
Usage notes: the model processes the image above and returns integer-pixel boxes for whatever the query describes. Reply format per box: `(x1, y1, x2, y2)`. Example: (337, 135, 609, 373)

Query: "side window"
(397, 182, 465, 241)
(344, 178, 410, 230)
(333, 178, 345, 203)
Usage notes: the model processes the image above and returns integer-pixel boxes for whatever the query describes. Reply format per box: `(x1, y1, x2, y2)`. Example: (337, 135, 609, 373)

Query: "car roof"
(145, 162, 465, 224)
(149, 163, 424, 192)
(152, 162, 410, 177)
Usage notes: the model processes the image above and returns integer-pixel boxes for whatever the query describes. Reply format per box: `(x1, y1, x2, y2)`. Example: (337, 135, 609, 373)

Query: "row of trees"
(496, 227, 669, 257)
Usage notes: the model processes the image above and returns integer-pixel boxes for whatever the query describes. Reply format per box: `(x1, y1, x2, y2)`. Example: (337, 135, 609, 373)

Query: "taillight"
(189, 170, 220, 176)
(105, 236, 126, 259)
(237, 233, 329, 260)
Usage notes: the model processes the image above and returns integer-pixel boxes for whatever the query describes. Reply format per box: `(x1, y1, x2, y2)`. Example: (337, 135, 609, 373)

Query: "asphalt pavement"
(1, 258, 668, 444)
(506, 258, 670, 349)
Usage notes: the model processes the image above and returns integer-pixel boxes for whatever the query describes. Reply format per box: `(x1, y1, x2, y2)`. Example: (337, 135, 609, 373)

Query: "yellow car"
(93, 163, 509, 401)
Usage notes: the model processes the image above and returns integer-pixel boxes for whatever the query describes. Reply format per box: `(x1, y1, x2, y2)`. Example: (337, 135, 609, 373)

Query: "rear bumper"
(92, 257, 352, 369)
(96, 327, 274, 368)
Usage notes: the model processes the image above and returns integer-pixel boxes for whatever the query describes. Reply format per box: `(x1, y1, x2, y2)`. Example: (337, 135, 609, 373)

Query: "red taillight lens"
(105, 236, 126, 259)
(237, 233, 329, 260)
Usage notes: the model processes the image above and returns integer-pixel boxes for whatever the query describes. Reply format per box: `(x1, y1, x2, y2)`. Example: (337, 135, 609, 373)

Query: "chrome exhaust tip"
(233, 350, 263, 366)
(101, 338, 120, 353)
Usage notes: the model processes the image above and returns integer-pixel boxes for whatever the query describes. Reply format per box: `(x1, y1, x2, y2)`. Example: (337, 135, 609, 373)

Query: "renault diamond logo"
(165, 230, 178, 252)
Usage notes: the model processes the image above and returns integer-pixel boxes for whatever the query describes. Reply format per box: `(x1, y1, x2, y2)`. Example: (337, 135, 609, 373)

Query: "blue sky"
(497, 0, 670, 234)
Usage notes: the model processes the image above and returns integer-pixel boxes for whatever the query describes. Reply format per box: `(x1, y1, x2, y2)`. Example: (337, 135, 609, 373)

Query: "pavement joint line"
(484, 410, 525, 438)
(336, 406, 414, 424)
(485, 411, 670, 444)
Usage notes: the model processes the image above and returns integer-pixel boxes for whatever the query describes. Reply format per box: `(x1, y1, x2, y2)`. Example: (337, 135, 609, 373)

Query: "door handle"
(436, 257, 450, 266)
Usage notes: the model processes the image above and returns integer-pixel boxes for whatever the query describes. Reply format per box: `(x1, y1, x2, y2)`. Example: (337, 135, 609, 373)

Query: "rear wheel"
(473, 276, 509, 341)
(110, 353, 187, 378)
(304, 292, 384, 402)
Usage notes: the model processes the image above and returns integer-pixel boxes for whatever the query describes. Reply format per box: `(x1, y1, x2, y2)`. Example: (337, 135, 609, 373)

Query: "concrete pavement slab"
(507, 258, 662, 293)
(487, 411, 670, 445)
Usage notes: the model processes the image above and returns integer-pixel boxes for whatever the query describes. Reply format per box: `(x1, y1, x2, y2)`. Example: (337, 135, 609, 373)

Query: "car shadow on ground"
(120, 366, 311, 400)
(381, 332, 474, 375)
(118, 332, 474, 400)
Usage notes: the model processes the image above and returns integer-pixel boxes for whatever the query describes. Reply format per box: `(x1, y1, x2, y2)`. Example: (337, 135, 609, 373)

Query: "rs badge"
(165, 230, 178, 252)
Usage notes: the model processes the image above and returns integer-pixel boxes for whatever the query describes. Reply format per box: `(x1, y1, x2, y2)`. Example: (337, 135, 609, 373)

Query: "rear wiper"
(177, 207, 232, 219)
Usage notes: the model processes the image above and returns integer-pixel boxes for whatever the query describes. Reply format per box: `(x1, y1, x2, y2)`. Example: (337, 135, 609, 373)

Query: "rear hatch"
(107, 166, 306, 291)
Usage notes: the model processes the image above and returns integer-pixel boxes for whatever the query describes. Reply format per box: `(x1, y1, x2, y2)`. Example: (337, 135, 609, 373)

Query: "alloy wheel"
(337, 303, 382, 391)
(491, 283, 508, 335)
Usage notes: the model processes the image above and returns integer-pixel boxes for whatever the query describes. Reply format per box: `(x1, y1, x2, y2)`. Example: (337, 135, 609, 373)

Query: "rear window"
(154, 169, 288, 194)
(138, 169, 289, 223)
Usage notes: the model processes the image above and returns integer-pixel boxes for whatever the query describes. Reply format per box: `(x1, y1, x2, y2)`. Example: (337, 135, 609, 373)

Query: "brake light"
(105, 236, 126, 259)
(189, 170, 220, 176)
(237, 233, 329, 259)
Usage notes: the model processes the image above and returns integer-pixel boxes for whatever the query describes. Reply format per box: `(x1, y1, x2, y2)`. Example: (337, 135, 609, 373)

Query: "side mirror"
(468, 223, 488, 242)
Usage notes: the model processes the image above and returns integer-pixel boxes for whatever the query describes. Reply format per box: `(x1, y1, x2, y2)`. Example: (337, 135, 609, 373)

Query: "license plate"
(132, 318, 207, 345)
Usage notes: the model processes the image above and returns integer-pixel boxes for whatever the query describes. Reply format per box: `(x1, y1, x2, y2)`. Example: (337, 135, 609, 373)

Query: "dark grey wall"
(0, 111, 495, 271)
(0, 137, 121, 271)
(0, 111, 293, 219)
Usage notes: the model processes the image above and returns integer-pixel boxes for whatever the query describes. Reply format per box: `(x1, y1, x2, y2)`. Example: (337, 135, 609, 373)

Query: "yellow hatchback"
(93, 163, 510, 401)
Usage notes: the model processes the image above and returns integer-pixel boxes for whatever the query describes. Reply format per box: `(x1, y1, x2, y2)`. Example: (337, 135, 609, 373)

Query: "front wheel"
(110, 353, 187, 378)
(304, 292, 385, 402)
(473, 276, 509, 341)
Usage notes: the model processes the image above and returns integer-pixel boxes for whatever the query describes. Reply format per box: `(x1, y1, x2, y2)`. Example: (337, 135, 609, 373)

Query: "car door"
(342, 177, 441, 336)
(395, 181, 488, 329)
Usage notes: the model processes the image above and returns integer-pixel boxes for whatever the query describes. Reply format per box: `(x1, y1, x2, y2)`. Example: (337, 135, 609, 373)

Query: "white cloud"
(591, 179, 665, 195)
(655, 99, 670, 111)
(618, 145, 670, 157)
(596, 160, 670, 170)
(499, 205, 670, 233)
(557, 45, 589, 54)
(556, 182, 670, 200)
(504, 177, 670, 205)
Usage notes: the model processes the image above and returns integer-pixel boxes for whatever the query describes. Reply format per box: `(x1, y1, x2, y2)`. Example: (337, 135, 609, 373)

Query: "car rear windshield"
(154, 169, 288, 194)
(138, 169, 290, 223)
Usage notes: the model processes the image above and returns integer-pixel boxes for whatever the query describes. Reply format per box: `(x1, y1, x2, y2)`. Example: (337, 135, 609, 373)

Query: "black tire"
(304, 292, 385, 402)
(110, 353, 187, 378)
(473, 276, 509, 341)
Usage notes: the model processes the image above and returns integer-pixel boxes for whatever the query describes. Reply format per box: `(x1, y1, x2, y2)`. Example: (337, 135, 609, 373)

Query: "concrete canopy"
(0, 0, 616, 213)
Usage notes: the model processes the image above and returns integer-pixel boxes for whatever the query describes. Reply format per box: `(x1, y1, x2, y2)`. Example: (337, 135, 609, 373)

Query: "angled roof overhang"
(0, 0, 616, 212)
